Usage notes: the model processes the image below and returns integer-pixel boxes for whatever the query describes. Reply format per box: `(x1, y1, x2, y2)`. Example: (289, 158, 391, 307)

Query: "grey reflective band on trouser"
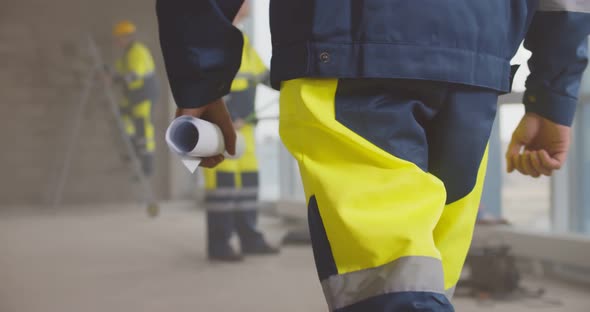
(445, 286, 456, 301)
(207, 187, 236, 197)
(236, 187, 258, 197)
(206, 201, 236, 212)
(539, 0, 590, 13)
(236, 200, 258, 211)
(206, 187, 256, 198)
(321, 256, 445, 311)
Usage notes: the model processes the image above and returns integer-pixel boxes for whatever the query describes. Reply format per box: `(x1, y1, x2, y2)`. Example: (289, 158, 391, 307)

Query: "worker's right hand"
(175, 98, 236, 168)
(506, 112, 571, 178)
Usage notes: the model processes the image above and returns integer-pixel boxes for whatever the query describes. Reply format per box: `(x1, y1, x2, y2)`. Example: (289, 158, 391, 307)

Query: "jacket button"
(320, 52, 330, 63)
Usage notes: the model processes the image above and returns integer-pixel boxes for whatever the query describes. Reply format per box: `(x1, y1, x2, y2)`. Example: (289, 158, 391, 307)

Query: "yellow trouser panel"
(121, 114, 136, 136)
(435, 147, 488, 289)
(279, 79, 446, 275)
(118, 98, 135, 136)
(280, 78, 497, 310)
(131, 100, 155, 153)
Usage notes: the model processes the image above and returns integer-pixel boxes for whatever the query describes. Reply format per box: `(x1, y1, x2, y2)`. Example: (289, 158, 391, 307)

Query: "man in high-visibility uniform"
(110, 21, 159, 177)
(203, 3, 278, 262)
(158, 0, 590, 311)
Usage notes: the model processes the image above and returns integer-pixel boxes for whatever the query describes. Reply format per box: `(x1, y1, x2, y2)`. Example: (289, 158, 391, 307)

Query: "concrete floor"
(0, 203, 589, 312)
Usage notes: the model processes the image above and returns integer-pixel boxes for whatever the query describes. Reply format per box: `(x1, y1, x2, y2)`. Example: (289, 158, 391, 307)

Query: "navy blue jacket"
(157, 0, 590, 126)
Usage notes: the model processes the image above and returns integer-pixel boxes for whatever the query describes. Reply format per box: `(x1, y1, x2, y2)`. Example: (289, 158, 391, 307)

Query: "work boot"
(281, 229, 312, 245)
(234, 210, 281, 255)
(242, 241, 280, 255)
(208, 245, 244, 262)
(207, 211, 241, 262)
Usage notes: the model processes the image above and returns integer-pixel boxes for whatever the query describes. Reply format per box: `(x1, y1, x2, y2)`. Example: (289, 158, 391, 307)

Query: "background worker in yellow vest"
(108, 21, 159, 177)
(202, 2, 279, 262)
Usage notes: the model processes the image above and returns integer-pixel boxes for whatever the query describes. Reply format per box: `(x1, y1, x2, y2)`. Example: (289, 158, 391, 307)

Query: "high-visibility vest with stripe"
(115, 41, 159, 105)
(226, 35, 269, 123)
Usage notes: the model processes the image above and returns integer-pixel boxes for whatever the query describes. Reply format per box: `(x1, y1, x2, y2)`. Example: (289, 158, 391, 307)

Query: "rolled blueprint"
(166, 116, 245, 173)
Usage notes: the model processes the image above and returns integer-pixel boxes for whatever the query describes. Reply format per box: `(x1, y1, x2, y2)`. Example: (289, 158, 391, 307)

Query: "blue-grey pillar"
(571, 42, 590, 233)
(480, 113, 502, 218)
(570, 102, 590, 233)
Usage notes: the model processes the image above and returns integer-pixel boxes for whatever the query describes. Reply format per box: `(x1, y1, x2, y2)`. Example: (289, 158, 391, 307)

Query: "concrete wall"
(0, 0, 173, 207)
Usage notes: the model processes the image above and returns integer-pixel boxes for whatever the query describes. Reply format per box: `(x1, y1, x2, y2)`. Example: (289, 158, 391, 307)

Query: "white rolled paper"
(165, 116, 246, 173)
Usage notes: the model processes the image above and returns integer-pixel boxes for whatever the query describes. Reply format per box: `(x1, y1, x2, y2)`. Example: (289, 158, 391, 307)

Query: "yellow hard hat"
(113, 21, 136, 37)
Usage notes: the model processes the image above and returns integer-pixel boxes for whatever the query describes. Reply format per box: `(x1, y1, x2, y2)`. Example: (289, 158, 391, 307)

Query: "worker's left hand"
(175, 98, 236, 168)
(506, 112, 571, 178)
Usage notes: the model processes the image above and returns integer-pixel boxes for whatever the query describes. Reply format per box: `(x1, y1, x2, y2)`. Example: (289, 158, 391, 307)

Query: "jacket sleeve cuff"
(170, 79, 232, 109)
(523, 89, 577, 126)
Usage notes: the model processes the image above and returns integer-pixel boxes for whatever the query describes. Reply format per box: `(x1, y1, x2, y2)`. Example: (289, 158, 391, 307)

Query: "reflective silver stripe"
(124, 72, 138, 84)
(206, 201, 236, 212)
(235, 72, 266, 82)
(207, 187, 257, 201)
(207, 188, 236, 197)
(235, 72, 257, 80)
(539, 0, 590, 13)
(321, 256, 444, 311)
(236, 200, 258, 211)
(236, 187, 258, 197)
(445, 286, 456, 301)
(124, 71, 155, 83)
